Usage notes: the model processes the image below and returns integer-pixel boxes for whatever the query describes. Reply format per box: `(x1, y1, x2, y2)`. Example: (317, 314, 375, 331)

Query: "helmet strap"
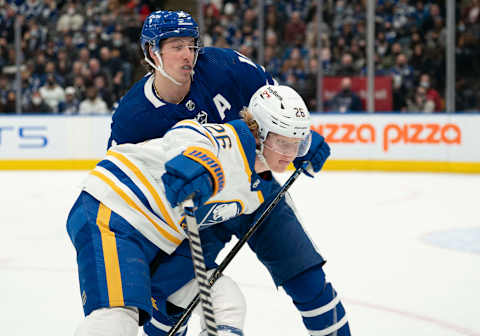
(143, 50, 183, 86)
(256, 142, 272, 172)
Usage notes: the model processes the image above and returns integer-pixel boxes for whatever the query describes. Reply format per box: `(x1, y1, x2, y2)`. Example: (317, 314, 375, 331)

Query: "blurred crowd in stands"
(1, 0, 479, 114)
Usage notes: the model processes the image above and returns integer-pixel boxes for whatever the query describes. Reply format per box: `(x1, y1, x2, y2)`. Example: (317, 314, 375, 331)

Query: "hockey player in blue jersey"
(69, 84, 328, 335)
(104, 10, 351, 336)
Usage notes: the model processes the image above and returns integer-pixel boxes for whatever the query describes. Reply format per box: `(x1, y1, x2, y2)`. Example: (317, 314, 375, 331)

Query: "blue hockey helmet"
(140, 10, 199, 56)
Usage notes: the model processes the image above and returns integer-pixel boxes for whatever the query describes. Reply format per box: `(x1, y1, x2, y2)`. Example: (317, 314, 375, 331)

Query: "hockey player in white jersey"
(68, 85, 345, 336)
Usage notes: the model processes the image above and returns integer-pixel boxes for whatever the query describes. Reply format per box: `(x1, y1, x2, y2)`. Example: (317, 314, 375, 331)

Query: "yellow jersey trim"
(90, 170, 182, 245)
(106, 150, 179, 234)
(96, 203, 124, 307)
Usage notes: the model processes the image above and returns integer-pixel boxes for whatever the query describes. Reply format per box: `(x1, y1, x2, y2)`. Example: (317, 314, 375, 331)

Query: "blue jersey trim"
(97, 159, 160, 219)
(167, 125, 220, 152)
(227, 120, 257, 173)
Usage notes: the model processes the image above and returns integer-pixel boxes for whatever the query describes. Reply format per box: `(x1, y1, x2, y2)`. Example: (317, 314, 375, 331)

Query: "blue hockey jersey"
(108, 47, 274, 147)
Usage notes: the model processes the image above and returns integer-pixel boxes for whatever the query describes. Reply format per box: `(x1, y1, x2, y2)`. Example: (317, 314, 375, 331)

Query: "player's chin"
(271, 160, 290, 173)
(176, 72, 191, 83)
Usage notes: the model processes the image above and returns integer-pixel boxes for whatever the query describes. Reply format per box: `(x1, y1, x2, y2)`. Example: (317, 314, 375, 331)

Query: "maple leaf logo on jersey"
(195, 111, 208, 124)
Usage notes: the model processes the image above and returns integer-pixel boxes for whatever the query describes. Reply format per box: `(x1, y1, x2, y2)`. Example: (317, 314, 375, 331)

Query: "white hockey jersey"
(83, 119, 265, 254)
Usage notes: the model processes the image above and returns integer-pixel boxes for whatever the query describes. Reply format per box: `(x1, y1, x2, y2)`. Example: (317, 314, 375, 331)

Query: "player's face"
(262, 133, 302, 173)
(159, 37, 196, 83)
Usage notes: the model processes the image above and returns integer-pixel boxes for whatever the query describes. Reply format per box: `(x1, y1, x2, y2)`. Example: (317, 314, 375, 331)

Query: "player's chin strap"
(256, 142, 272, 172)
(143, 51, 183, 86)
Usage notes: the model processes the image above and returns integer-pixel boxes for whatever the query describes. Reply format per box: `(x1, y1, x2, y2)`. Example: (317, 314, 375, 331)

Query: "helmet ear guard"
(248, 85, 312, 157)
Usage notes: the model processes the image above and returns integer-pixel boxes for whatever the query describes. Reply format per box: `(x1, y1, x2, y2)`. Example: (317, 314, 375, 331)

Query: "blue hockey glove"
(162, 147, 225, 208)
(293, 130, 330, 178)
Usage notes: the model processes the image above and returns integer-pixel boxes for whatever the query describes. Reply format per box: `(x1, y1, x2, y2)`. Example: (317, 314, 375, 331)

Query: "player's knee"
(283, 265, 351, 336)
(75, 306, 139, 336)
(198, 275, 245, 335)
(211, 274, 246, 327)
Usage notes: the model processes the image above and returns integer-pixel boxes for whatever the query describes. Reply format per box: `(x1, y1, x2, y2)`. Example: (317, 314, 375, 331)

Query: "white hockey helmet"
(248, 85, 312, 157)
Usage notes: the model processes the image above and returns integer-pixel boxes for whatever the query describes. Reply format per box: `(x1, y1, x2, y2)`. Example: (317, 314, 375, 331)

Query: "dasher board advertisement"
(0, 114, 479, 173)
(311, 114, 480, 173)
(0, 115, 110, 169)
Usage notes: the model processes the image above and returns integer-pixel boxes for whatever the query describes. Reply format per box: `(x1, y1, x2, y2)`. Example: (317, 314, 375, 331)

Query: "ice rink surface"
(1, 170, 479, 335)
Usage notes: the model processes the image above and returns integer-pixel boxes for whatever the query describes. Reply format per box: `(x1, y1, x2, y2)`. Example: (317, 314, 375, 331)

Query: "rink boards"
(0, 114, 479, 173)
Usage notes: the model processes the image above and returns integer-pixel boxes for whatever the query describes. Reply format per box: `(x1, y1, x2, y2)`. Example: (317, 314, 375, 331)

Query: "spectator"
(265, 4, 285, 40)
(23, 19, 47, 55)
(332, 0, 354, 31)
(99, 46, 120, 78)
(407, 85, 435, 113)
(65, 61, 85, 88)
(283, 47, 307, 82)
(73, 76, 87, 101)
(376, 31, 390, 58)
(56, 2, 84, 32)
(284, 11, 306, 46)
(111, 70, 127, 105)
(39, 74, 65, 113)
(265, 29, 281, 56)
(419, 73, 443, 112)
(455, 78, 478, 111)
(79, 85, 109, 115)
(334, 53, 357, 76)
(61, 32, 78, 60)
(78, 47, 90, 65)
(305, 12, 330, 50)
(0, 74, 10, 105)
(93, 74, 113, 108)
(57, 59, 70, 87)
(25, 90, 52, 113)
(43, 61, 63, 86)
(40, 0, 59, 26)
(88, 58, 110, 84)
(390, 53, 414, 111)
(18, 0, 44, 20)
(410, 44, 431, 78)
(1, 90, 17, 114)
(19, 69, 35, 108)
(86, 32, 101, 59)
(327, 77, 363, 113)
(302, 56, 320, 110)
(422, 3, 443, 32)
(463, 0, 480, 25)
(320, 46, 335, 75)
(58, 86, 79, 115)
(382, 41, 403, 69)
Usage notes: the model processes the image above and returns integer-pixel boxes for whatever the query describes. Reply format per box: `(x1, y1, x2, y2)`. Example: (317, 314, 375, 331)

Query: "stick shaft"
(167, 164, 306, 335)
(183, 199, 218, 336)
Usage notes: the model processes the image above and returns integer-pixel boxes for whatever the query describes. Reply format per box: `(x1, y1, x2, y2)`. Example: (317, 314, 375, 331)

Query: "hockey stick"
(183, 197, 218, 336)
(166, 162, 308, 336)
